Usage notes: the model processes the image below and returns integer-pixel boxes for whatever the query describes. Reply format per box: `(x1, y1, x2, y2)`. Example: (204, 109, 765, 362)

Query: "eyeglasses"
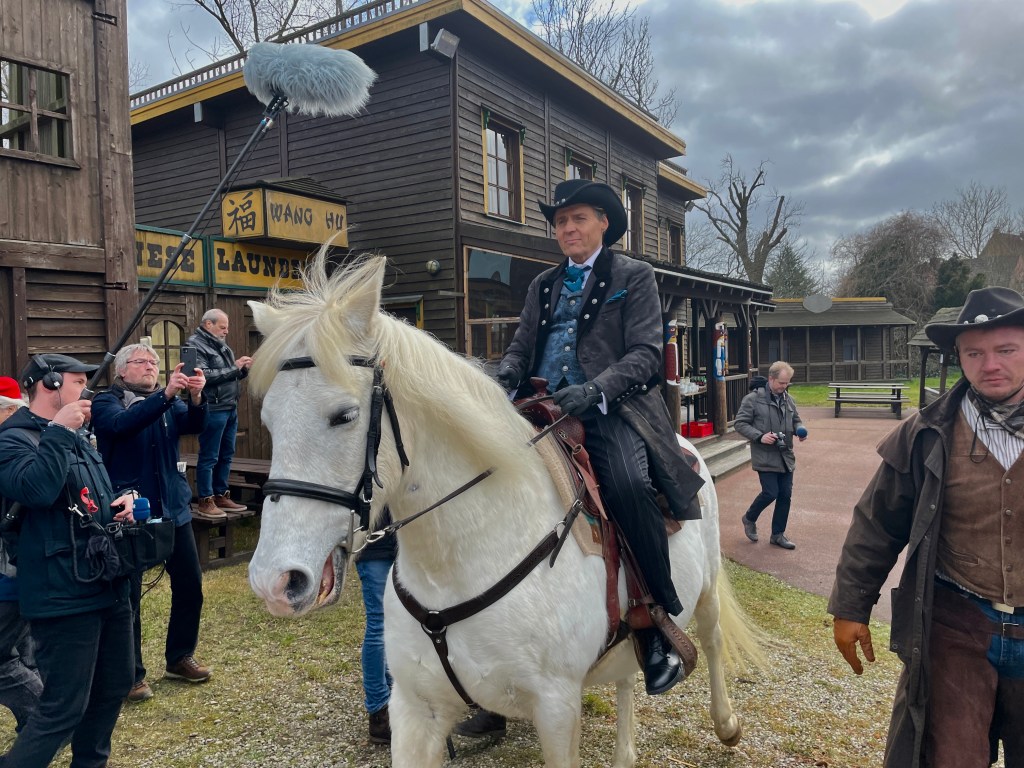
(126, 359, 159, 368)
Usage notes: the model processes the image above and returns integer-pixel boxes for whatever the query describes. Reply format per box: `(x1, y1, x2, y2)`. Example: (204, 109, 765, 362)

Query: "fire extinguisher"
(664, 322, 680, 383)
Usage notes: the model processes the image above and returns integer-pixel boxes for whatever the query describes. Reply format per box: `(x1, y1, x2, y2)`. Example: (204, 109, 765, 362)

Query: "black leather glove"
(552, 381, 602, 417)
(495, 365, 521, 391)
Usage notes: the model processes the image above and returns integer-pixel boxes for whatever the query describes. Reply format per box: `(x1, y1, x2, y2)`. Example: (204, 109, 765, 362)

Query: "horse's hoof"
(716, 715, 742, 747)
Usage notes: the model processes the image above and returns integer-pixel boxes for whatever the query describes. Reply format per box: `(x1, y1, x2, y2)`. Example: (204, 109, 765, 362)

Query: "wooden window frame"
(482, 109, 524, 223)
(565, 148, 595, 181)
(668, 221, 683, 264)
(144, 318, 185, 386)
(622, 179, 644, 254)
(0, 55, 75, 165)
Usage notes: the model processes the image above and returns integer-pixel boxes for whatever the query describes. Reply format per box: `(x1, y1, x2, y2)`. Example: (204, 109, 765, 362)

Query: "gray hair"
(202, 308, 227, 326)
(0, 394, 24, 410)
(768, 361, 794, 379)
(114, 343, 159, 376)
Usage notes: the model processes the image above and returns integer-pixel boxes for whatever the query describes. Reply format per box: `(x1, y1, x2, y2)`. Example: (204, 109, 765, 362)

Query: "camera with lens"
(770, 431, 787, 450)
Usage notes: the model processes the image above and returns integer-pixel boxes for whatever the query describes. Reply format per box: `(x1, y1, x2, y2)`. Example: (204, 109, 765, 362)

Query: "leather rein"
(261, 356, 587, 706)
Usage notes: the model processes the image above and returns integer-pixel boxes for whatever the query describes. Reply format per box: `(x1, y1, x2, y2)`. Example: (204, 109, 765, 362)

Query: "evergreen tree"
(764, 244, 820, 298)
(932, 254, 986, 310)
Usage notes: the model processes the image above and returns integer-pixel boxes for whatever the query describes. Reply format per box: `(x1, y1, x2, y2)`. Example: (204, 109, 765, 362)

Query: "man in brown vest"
(829, 286, 1024, 768)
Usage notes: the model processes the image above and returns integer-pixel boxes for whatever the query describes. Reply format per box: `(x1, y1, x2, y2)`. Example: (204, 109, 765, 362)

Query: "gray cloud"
(647, 0, 1024, 257)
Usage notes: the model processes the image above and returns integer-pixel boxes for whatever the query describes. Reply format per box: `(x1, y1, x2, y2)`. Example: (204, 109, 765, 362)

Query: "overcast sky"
(125, 0, 1024, 261)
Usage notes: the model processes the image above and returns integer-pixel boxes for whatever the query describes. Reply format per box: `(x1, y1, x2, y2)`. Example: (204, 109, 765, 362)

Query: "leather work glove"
(552, 381, 602, 417)
(495, 365, 521, 391)
(833, 618, 875, 675)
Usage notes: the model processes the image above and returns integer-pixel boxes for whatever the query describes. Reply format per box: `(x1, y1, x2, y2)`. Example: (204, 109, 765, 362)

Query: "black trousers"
(0, 600, 133, 768)
(744, 470, 794, 536)
(582, 411, 683, 616)
(130, 521, 204, 682)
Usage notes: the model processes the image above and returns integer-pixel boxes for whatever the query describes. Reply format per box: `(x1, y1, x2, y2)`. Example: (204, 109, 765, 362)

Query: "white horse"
(247, 253, 761, 768)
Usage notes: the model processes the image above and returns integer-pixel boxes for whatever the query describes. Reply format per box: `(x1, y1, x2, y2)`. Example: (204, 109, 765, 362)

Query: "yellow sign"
(134, 229, 205, 284)
(211, 240, 307, 290)
(221, 188, 348, 247)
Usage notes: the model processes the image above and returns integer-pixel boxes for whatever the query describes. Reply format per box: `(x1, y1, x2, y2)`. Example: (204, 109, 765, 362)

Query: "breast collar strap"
(262, 355, 409, 529)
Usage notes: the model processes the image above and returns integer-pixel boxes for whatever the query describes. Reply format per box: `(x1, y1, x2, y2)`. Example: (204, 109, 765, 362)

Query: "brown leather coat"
(828, 379, 969, 768)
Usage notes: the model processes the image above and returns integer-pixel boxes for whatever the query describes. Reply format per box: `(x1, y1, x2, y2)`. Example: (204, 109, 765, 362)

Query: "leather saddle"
(515, 378, 698, 677)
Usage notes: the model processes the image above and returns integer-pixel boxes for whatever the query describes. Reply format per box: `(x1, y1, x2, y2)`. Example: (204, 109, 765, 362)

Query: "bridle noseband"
(261, 355, 409, 530)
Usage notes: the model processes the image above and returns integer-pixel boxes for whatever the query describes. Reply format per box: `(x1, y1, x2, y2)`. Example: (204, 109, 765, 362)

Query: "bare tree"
(694, 155, 801, 285)
(128, 59, 151, 91)
(930, 181, 1014, 259)
(684, 218, 743, 277)
(176, 0, 364, 55)
(530, 0, 677, 126)
(832, 211, 943, 324)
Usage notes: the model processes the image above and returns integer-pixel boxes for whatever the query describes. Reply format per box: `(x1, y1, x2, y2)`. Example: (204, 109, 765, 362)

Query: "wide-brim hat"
(538, 180, 627, 246)
(20, 354, 99, 390)
(925, 286, 1024, 352)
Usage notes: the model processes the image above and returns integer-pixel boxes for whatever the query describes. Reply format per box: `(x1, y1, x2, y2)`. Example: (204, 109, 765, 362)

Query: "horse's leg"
(389, 683, 459, 768)
(533, 692, 583, 768)
(611, 677, 637, 768)
(694, 588, 742, 746)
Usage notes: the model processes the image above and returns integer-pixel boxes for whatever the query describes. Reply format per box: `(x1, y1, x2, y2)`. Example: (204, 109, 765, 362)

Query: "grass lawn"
(789, 373, 961, 408)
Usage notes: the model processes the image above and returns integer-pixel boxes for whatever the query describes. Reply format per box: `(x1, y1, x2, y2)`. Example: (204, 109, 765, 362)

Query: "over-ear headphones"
(25, 355, 63, 391)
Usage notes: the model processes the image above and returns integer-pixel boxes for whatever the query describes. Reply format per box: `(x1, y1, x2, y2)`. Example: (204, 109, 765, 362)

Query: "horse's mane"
(250, 250, 537, 475)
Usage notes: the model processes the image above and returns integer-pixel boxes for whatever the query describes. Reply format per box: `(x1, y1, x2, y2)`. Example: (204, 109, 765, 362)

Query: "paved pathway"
(715, 405, 910, 621)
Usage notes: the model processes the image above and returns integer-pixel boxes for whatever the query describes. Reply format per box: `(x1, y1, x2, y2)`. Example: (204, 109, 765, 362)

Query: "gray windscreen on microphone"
(244, 42, 377, 118)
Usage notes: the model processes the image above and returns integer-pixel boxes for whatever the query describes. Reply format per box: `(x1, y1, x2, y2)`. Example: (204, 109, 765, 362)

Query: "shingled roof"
(758, 297, 915, 328)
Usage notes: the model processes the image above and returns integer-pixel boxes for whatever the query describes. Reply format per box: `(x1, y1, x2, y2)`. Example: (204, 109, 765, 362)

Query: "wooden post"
(713, 316, 728, 436)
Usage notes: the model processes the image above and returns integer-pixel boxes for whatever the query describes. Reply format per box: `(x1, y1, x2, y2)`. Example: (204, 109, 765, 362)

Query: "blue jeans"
(355, 559, 392, 715)
(196, 408, 238, 498)
(744, 470, 794, 536)
(0, 601, 133, 768)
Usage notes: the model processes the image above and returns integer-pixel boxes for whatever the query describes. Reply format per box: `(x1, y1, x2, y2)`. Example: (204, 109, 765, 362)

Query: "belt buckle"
(992, 600, 1017, 614)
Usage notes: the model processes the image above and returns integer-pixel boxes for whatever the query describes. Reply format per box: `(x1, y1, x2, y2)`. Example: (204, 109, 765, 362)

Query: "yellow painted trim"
(658, 162, 707, 199)
(130, 0, 688, 157)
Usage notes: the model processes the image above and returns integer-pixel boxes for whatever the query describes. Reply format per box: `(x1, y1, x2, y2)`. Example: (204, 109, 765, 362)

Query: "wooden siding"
(1, 0, 137, 372)
(456, 44, 548, 238)
(609, 135, 659, 256)
(548, 103, 609, 185)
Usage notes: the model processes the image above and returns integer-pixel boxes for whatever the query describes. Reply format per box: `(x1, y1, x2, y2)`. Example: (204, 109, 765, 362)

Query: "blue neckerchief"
(564, 264, 590, 293)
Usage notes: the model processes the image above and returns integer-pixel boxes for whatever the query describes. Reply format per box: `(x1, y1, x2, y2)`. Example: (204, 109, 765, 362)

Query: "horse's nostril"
(284, 570, 309, 599)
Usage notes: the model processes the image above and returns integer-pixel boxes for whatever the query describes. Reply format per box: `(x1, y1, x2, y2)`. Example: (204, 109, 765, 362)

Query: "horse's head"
(246, 254, 405, 616)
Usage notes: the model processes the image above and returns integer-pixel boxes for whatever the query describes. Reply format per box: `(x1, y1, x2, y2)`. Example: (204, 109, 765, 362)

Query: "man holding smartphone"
(187, 309, 253, 520)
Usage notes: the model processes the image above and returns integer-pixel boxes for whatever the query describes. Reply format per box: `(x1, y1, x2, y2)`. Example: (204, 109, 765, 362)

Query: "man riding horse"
(460, 179, 706, 736)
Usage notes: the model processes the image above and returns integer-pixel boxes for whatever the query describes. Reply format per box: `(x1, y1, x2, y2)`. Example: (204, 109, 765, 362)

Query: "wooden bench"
(180, 454, 270, 569)
(828, 382, 910, 419)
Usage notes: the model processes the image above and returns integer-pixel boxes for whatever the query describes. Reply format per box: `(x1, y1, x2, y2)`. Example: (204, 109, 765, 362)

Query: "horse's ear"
(344, 257, 386, 339)
(249, 300, 283, 335)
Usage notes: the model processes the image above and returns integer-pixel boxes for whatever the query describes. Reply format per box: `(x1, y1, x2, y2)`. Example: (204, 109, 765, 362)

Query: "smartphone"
(180, 345, 199, 374)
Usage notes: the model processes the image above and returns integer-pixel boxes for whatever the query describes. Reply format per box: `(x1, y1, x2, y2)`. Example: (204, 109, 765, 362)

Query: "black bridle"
(261, 356, 410, 530)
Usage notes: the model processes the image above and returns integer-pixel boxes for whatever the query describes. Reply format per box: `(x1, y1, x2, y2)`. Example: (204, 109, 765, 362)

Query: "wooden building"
(977, 231, 1024, 292)
(757, 297, 915, 383)
(909, 306, 960, 406)
(128, 0, 773, 453)
(0, 0, 137, 375)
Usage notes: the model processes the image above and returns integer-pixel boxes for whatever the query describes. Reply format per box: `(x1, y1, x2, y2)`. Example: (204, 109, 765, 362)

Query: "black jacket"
(0, 408, 128, 619)
(187, 325, 247, 411)
(92, 385, 207, 527)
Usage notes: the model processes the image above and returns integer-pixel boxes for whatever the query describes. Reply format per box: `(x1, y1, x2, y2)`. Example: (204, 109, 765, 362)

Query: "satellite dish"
(803, 294, 833, 313)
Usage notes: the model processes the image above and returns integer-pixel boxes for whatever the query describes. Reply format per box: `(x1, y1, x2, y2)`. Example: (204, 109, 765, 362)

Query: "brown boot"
(195, 496, 227, 521)
(368, 704, 391, 744)
(213, 491, 247, 512)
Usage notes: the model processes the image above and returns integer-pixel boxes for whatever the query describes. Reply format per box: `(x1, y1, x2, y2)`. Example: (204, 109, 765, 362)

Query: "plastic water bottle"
(133, 497, 150, 523)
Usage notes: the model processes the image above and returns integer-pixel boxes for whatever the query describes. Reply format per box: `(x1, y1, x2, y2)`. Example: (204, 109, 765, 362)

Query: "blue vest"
(535, 284, 588, 389)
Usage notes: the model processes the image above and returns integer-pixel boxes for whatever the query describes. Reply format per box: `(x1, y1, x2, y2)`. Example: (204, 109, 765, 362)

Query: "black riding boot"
(453, 709, 507, 738)
(639, 627, 683, 696)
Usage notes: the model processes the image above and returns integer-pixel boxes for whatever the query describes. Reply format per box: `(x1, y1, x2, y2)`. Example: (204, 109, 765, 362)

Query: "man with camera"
(0, 354, 136, 767)
(187, 309, 253, 520)
(91, 343, 213, 701)
(734, 361, 807, 550)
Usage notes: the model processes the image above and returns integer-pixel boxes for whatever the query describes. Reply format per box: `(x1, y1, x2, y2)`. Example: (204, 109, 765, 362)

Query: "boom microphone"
(244, 42, 377, 117)
(86, 42, 377, 396)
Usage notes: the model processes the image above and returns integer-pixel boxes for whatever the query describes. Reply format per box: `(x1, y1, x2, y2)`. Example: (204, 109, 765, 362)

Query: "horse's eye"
(329, 407, 359, 427)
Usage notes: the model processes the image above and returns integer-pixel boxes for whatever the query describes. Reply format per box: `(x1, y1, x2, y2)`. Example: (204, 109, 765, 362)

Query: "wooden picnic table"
(827, 381, 910, 419)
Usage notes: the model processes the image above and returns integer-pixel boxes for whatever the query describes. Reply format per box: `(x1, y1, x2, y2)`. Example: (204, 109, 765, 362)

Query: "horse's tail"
(714, 563, 770, 674)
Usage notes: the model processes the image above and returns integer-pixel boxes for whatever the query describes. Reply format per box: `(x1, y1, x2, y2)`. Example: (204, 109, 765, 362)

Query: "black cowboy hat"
(925, 286, 1024, 352)
(538, 180, 628, 246)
